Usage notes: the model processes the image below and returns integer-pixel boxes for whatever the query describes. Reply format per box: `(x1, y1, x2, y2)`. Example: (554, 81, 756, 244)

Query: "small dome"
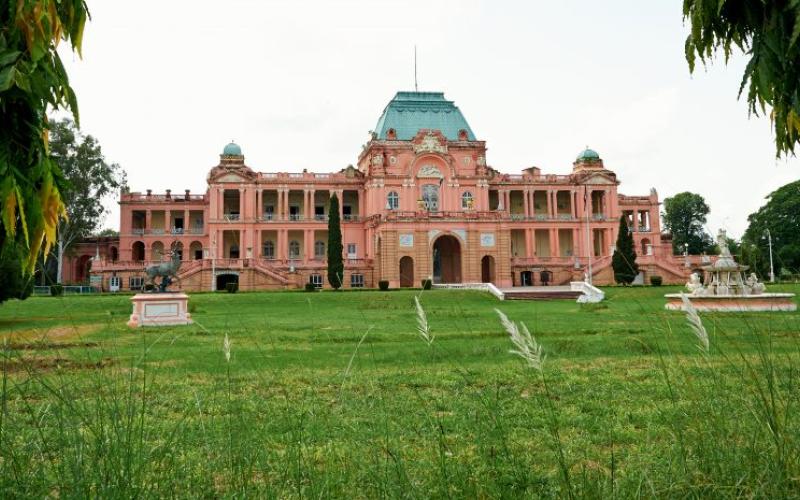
(222, 142, 242, 156)
(576, 147, 600, 161)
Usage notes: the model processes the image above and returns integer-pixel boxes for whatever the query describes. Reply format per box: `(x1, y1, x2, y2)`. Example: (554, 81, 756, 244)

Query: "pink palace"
(84, 91, 694, 291)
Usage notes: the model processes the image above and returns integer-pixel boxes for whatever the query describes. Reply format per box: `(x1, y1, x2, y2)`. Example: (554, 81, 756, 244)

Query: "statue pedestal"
(127, 293, 193, 328)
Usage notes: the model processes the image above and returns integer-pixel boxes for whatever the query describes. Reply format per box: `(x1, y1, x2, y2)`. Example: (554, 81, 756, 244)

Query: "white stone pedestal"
(127, 293, 193, 328)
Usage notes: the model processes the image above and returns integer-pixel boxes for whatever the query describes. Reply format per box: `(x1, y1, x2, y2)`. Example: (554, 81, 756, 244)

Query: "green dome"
(222, 142, 242, 156)
(576, 147, 600, 161)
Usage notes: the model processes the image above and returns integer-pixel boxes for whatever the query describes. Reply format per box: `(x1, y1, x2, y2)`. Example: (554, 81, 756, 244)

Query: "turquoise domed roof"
(576, 147, 600, 161)
(374, 91, 476, 141)
(222, 142, 242, 156)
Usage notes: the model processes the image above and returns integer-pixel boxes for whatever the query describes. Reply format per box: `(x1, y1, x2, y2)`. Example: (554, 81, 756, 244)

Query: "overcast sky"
(60, 0, 799, 237)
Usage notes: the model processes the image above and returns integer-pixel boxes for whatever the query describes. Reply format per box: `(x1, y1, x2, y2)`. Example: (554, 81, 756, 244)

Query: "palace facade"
(87, 91, 692, 291)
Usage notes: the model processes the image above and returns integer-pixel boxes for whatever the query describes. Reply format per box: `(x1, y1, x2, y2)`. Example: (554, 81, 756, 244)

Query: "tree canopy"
(662, 192, 713, 254)
(48, 118, 124, 283)
(1, 1, 89, 274)
(683, 1, 800, 156)
(743, 179, 800, 276)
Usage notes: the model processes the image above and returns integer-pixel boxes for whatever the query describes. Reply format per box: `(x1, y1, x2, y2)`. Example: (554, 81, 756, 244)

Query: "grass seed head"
(681, 294, 709, 353)
(495, 309, 545, 371)
(414, 296, 434, 346)
(223, 333, 231, 362)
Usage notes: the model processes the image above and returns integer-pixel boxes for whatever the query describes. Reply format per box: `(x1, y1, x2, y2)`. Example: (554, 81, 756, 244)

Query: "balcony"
(223, 213, 240, 222)
(592, 214, 606, 221)
(343, 214, 360, 222)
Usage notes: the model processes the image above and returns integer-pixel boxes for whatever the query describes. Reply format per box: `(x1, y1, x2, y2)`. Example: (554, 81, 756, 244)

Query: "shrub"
(421, 279, 432, 290)
(650, 275, 663, 286)
(225, 282, 239, 293)
(304, 283, 317, 292)
(378, 280, 390, 291)
(49, 284, 64, 296)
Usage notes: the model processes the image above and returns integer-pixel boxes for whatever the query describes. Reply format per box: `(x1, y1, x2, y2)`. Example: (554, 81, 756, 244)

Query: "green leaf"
(0, 50, 21, 67)
(0, 65, 15, 91)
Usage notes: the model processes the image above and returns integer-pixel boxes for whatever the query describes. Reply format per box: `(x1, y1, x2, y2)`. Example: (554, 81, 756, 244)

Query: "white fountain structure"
(665, 230, 796, 312)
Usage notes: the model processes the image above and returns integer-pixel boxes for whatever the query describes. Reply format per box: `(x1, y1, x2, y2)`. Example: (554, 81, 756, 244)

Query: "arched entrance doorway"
(481, 255, 496, 283)
(432, 235, 462, 283)
(399, 256, 414, 287)
(216, 273, 239, 291)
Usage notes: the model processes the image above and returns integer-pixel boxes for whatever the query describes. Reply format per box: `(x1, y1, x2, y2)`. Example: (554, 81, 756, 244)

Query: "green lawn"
(1, 285, 799, 498)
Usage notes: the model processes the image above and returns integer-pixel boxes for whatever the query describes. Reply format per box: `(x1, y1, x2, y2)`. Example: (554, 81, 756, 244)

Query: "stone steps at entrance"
(504, 290, 583, 300)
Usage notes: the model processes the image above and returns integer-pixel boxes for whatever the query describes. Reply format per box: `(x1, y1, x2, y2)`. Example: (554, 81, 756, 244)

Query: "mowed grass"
(1, 285, 800, 498)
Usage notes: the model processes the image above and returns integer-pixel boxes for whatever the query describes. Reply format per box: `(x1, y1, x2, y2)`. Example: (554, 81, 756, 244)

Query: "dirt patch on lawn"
(1, 356, 115, 373)
(2, 324, 101, 351)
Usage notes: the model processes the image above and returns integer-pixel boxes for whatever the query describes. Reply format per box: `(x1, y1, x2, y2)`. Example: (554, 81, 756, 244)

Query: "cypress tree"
(327, 194, 344, 289)
(612, 215, 639, 285)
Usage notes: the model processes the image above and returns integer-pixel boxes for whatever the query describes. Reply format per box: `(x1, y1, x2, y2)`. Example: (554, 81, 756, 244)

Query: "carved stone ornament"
(416, 165, 444, 179)
(476, 156, 486, 167)
(371, 153, 384, 167)
(414, 133, 448, 154)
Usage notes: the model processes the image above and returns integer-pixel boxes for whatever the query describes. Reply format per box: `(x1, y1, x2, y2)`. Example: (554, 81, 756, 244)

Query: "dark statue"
(145, 245, 182, 292)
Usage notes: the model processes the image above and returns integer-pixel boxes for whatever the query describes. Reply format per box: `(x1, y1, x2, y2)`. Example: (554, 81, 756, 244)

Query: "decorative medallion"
(480, 233, 496, 247)
(399, 234, 414, 247)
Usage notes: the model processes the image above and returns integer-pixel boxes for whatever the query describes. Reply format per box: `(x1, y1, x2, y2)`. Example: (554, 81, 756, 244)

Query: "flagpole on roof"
(414, 45, 418, 91)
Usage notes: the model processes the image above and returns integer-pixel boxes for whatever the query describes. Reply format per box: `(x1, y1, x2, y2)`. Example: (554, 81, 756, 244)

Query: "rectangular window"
(289, 205, 301, 221)
(129, 276, 144, 291)
(347, 243, 357, 259)
(264, 205, 274, 221)
(310, 274, 323, 288)
(350, 273, 364, 288)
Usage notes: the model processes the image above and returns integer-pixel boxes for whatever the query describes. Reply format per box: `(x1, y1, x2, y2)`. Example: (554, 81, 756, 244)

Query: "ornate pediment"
(207, 165, 257, 184)
(578, 171, 617, 185)
(216, 173, 247, 183)
(413, 132, 448, 155)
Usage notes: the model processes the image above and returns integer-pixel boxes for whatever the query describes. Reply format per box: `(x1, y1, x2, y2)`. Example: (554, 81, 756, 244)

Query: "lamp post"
(209, 236, 217, 291)
(683, 242, 689, 267)
(765, 229, 775, 283)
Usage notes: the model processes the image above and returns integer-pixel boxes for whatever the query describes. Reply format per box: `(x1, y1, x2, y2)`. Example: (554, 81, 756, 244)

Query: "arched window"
(263, 240, 275, 259)
(288, 240, 300, 259)
(422, 184, 439, 211)
(314, 240, 325, 258)
(387, 191, 399, 210)
(461, 191, 474, 210)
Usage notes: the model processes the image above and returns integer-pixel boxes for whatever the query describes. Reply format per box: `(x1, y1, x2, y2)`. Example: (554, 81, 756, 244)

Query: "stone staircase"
(503, 286, 583, 301)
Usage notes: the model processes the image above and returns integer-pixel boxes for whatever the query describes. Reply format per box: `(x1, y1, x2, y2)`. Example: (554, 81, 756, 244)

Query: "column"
(145, 209, 152, 232)
(165, 209, 171, 233)
(337, 190, 344, 219)
(632, 210, 638, 232)
(184, 209, 190, 234)
(285, 189, 291, 219)
(523, 190, 530, 218)
(256, 189, 262, 219)
(573, 228, 580, 261)
(572, 191, 577, 219)
(551, 228, 560, 258)
(278, 229, 287, 260)
(238, 188, 245, 219)
(525, 228, 533, 258)
(304, 229, 312, 263)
